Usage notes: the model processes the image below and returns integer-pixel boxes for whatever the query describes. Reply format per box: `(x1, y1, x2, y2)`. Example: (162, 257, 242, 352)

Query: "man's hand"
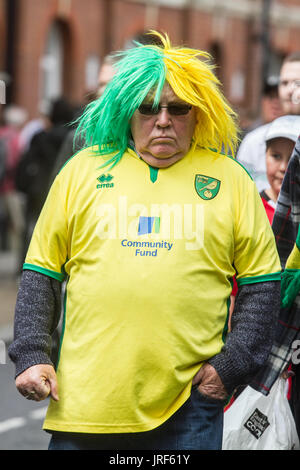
(192, 363, 228, 401)
(15, 364, 59, 402)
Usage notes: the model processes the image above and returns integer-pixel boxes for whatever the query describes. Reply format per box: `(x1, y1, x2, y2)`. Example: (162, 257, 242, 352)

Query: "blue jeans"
(48, 386, 226, 450)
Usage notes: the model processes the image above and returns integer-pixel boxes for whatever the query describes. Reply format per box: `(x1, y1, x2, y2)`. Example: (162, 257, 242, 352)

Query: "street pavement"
(0, 250, 51, 450)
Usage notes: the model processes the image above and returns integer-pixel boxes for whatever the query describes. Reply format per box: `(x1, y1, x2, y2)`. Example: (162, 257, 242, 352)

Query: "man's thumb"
(47, 374, 59, 401)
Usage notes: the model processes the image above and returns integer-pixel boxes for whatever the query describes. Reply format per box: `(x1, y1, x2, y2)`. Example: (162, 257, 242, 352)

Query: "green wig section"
(75, 43, 166, 168)
(75, 31, 239, 168)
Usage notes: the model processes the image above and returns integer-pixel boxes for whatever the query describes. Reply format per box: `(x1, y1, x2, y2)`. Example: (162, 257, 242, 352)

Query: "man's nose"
(156, 108, 171, 127)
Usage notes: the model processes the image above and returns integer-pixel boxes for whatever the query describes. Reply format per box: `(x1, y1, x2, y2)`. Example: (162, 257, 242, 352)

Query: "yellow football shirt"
(24, 146, 281, 433)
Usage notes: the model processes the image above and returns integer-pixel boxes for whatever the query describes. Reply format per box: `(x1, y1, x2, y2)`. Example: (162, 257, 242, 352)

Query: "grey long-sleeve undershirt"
(209, 280, 280, 393)
(8, 270, 280, 394)
(8, 270, 62, 377)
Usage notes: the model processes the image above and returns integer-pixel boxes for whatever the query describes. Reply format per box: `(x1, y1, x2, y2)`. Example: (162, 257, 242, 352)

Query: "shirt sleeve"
(8, 270, 62, 377)
(233, 176, 281, 286)
(209, 280, 280, 394)
(23, 173, 68, 281)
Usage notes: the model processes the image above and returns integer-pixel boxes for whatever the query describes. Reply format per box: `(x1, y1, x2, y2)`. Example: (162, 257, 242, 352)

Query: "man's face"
(279, 61, 300, 114)
(130, 83, 197, 169)
(261, 91, 283, 123)
(97, 63, 115, 97)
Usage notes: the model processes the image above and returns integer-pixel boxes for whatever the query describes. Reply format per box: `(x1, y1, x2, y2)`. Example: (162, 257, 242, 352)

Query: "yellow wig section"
(153, 32, 239, 156)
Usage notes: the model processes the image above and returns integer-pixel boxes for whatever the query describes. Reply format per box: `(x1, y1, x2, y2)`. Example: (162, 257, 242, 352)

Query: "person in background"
(19, 109, 50, 153)
(261, 78, 284, 125)
(15, 98, 76, 271)
(260, 115, 300, 224)
(0, 105, 28, 270)
(250, 135, 300, 439)
(237, 52, 300, 192)
(9, 32, 281, 451)
(241, 77, 283, 138)
(229, 114, 300, 378)
(49, 55, 117, 181)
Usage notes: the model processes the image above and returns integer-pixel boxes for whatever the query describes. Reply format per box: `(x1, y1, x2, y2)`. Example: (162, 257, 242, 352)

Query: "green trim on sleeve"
(23, 263, 66, 282)
(226, 155, 254, 180)
(237, 271, 282, 287)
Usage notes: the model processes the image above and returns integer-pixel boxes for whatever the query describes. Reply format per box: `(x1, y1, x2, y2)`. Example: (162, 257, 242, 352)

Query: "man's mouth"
(152, 136, 174, 142)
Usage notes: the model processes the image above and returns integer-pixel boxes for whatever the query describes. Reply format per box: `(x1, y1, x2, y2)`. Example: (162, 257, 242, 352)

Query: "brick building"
(1, 0, 300, 121)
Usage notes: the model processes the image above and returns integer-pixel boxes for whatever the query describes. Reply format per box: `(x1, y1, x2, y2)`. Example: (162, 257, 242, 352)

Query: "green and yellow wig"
(76, 31, 239, 168)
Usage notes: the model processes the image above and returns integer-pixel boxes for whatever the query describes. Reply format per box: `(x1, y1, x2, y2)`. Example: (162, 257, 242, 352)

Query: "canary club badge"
(195, 174, 221, 200)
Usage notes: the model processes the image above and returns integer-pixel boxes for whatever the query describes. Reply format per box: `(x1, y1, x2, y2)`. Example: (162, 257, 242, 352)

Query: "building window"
(209, 43, 223, 82)
(39, 21, 64, 113)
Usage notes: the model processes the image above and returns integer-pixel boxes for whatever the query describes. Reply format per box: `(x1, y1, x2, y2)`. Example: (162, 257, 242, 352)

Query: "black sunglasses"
(138, 103, 192, 116)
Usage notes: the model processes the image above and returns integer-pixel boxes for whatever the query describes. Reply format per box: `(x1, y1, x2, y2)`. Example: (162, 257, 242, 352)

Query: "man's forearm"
(209, 281, 280, 394)
(8, 270, 62, 377)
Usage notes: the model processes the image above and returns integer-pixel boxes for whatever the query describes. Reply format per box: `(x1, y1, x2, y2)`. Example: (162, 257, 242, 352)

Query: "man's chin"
(140, 152, 184, 168)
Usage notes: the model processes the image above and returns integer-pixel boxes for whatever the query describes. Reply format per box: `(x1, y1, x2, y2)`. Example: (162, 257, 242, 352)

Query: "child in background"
(260, 115, 300, 401)
(226, 115, 300, 409)
(229, 115, 300, 325)
(260, 115, 300, 223)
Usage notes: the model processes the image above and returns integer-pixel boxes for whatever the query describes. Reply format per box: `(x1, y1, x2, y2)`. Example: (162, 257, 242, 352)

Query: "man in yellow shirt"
(9, 32, 281, 450)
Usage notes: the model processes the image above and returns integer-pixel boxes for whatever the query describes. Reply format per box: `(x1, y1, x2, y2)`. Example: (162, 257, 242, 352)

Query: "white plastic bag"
(222, 378, 300, 450)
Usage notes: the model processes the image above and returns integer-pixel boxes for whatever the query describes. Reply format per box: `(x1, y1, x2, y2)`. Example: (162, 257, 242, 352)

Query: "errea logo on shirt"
(97, 174, 114, 189)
